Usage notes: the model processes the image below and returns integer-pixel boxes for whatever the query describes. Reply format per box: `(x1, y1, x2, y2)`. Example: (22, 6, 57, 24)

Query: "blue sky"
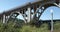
(40, 6, 60, 20)
(0, 0, 35, 13)
(0, 0, 60, 20)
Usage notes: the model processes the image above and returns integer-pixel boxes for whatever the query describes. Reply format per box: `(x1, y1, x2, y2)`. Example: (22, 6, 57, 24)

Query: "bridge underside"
(0, 0, 60, 23)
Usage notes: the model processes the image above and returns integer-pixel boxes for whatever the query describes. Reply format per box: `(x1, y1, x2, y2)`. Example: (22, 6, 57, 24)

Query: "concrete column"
(3, 14, 6, 23)
(27, 7, 31, 22)
(6, 16, 9, 23)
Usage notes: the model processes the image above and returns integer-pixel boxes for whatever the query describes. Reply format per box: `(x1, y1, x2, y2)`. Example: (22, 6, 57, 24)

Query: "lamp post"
(50, 9, 53, 32)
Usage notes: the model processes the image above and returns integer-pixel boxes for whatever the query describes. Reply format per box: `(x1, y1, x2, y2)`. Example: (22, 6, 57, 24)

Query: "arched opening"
(40, 6, 60, 20)
(40, 6, 60, 30)
(39, 2, 59, 20)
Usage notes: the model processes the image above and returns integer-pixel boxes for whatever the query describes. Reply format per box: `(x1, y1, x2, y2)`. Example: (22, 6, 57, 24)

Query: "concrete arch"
(34, 2, 60, 20)
(10, 11, 20, 16)
(42, 3, 59, 11)
(40, 2, 60, 17)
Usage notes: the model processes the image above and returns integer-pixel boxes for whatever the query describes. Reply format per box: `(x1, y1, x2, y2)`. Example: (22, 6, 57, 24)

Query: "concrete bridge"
(0, 0, 60, 23)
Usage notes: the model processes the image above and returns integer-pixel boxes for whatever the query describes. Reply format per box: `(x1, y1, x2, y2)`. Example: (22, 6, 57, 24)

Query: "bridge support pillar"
(27, 7, 31, 23)
(3, 14, 6, 23)
(5, 16, 9, 23)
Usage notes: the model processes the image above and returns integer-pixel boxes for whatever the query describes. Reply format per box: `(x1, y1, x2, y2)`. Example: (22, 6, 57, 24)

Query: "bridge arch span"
(40, 2, 60, 17)
(34, 2, 60, 21)
(42, 3, 59, 11)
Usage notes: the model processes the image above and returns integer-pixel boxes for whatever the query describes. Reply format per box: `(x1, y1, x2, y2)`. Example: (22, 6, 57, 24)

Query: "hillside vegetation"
(0, 19, 60, 32)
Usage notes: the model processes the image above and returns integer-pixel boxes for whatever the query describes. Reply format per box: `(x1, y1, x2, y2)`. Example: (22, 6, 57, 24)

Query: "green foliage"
(29, 20, 42, 28)
(0, 19, 60, 32)
(0, 18, 24, 32)
(54, 21, 60, 32)
(0, 22, 21, 32)
(20, 23, 50, 32)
